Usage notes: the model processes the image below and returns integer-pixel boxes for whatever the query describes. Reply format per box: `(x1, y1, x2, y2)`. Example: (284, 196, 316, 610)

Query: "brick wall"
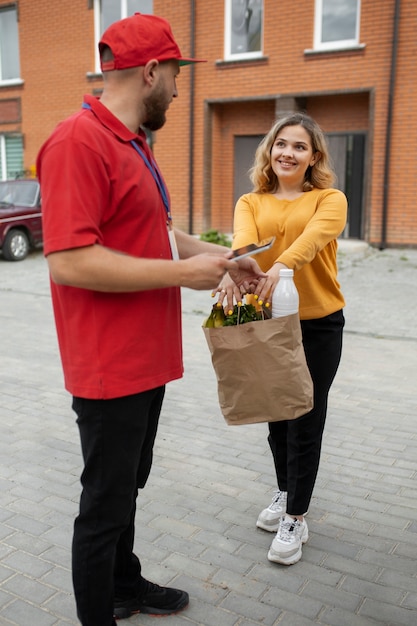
(3, 0, 94, 171)
(153, 0, 417, 246)
(1, 0, 415, 246)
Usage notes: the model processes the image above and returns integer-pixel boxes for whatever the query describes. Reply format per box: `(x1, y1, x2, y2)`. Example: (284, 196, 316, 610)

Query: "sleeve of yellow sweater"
(232, 196, 261, 247)
(278, 189, 347, 270)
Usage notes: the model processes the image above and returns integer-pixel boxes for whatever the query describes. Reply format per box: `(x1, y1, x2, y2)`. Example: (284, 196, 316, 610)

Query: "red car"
(0, 179, 42, 261)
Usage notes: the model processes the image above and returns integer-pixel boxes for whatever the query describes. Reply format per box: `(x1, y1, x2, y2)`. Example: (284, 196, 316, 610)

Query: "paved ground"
(0, 241, 416, 626)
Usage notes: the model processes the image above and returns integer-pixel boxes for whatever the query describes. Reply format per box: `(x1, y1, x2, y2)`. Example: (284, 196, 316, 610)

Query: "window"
(314, 0, 360, 51)
(0, 5, 21, 83)
(225, 0, 263, 61)
(94, 0, 153, 72)
(0, 135, 24, 180)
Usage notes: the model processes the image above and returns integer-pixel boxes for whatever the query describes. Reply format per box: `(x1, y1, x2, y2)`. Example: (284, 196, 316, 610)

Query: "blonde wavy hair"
(250, 113, 336, 193)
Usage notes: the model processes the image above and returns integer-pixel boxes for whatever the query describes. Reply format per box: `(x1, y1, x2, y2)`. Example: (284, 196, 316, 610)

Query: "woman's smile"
(271, 124, 317, 189)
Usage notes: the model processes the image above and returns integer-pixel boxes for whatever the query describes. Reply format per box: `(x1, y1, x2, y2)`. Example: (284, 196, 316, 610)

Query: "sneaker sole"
(114, 597, 189, 619)
(267, 528, 309, 566)
(267, 544, 302, 565)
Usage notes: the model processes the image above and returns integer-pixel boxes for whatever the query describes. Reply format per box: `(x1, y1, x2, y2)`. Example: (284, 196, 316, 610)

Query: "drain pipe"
(188, 0, 196, 234)
(380, 0, 400, 249)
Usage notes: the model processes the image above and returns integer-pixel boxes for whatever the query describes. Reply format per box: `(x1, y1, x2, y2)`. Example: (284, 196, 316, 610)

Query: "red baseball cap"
(99, 13, 206, 71)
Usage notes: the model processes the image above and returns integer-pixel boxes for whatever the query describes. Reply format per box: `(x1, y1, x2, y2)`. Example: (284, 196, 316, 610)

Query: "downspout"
(380, 0, 400, 249)
(188, 0, 196, 234)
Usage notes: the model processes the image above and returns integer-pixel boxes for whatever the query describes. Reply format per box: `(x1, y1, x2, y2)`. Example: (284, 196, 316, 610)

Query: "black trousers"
(268, 310, 344, 516)
(71, 386, 165, 626)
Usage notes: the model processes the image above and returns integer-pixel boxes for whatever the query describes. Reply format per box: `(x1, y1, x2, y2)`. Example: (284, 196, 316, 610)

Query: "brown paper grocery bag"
(203, 313, 313, 425)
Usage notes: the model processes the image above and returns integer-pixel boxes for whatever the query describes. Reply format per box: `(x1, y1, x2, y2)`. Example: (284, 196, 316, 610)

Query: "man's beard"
(143, 85, 167, 132)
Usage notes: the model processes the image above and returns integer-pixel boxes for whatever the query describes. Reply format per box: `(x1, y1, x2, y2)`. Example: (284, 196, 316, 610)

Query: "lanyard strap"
(129, 140, 171, 223)
(81, 102, 171, 223)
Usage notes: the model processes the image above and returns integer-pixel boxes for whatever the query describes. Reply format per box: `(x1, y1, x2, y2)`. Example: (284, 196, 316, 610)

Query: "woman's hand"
(212, 256, 267, 313)
(212, 272, 243, 314)
(252, 262, 289, 308)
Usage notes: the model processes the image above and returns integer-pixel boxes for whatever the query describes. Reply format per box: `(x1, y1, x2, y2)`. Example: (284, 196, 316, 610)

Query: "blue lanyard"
(81, 102, 171, 223)
(128, 141, 171, 223)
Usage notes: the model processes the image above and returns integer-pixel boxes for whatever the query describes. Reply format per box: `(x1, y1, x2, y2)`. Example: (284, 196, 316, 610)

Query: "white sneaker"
(267, 514, 309, 565)
(256, 490, 287, 532)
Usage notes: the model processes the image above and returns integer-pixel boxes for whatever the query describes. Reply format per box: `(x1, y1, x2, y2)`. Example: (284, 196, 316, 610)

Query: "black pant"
(268, 310, 344, 516)
(71, 387, 165, 626)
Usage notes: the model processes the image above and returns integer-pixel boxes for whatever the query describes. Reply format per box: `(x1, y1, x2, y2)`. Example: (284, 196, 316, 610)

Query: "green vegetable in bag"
(203, 302, 266, 327)
(223, 303, 261, 326)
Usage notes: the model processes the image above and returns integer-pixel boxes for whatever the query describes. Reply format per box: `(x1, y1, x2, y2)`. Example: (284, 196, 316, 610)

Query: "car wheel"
(2, 229, 30, 261)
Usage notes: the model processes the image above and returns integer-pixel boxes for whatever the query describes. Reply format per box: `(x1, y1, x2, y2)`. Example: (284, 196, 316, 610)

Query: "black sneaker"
(114, 580, 189, 619)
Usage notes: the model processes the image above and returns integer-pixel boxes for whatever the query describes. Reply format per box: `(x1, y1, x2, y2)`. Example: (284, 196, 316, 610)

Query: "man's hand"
(178, 254, 241, 290)
(227, 255, 267, 294)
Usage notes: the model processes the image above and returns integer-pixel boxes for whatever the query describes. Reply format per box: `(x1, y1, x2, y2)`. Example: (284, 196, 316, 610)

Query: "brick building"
(1, 0, 415, 247)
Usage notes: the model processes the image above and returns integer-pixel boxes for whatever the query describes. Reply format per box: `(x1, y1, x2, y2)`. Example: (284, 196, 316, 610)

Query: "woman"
(217, 113, 347, 565)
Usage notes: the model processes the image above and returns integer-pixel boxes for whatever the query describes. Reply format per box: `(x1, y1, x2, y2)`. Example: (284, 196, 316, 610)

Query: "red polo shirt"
(37, 95, 183, 398)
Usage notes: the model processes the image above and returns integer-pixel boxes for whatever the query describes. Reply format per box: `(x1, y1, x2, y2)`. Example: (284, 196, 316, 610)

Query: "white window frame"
(314, 0, 361, 52)
(224, 0, 263, 62)
(93, 0, 153, 73)
(0, 4, 22, 85)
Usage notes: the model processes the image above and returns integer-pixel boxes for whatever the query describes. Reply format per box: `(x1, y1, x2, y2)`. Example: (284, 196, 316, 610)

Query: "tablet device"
(231, 236, 275, 261)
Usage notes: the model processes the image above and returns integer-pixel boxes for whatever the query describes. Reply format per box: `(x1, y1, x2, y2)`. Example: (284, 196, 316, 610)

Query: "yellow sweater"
(233, 188, 347, 320)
